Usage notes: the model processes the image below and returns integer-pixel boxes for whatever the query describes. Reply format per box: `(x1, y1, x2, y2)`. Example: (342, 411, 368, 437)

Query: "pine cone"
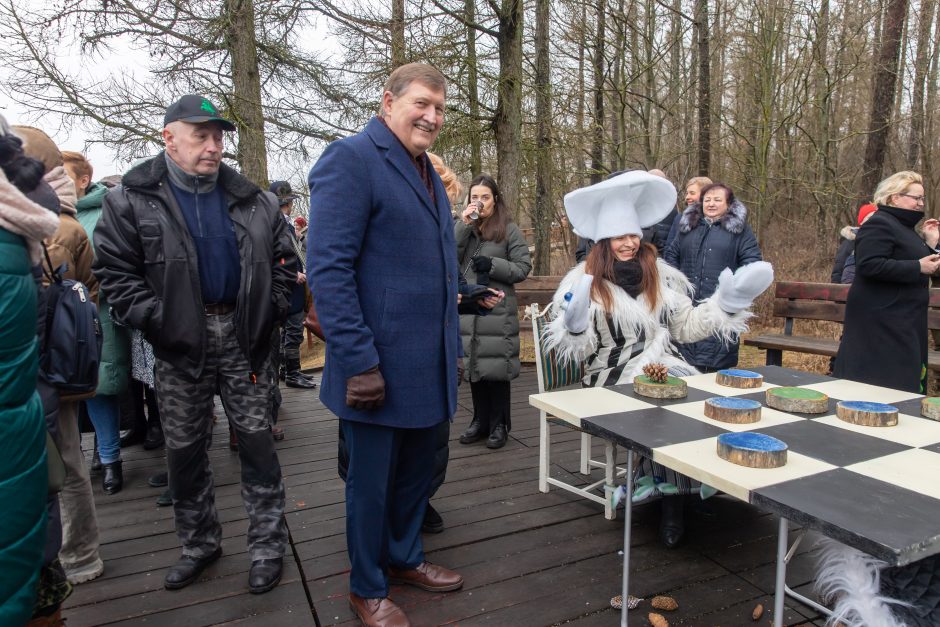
(651, 596, 678, 611)
(643, 363, 669, 384)
(648, 612, 669, 627)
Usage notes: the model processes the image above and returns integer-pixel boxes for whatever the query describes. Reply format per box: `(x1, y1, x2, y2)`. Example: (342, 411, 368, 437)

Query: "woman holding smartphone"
(456, 175, 532, 449)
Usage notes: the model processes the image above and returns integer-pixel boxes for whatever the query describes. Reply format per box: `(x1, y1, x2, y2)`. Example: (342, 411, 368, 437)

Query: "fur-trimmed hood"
(122, 151, 262, 202)
(679, 199, 749, 235)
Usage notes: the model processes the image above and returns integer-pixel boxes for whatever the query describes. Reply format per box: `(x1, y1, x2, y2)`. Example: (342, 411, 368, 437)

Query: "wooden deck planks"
(65, 365, 829, 626)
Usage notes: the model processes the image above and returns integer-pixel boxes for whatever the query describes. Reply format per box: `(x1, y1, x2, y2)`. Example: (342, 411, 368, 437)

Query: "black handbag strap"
(40, 242, 64, 284)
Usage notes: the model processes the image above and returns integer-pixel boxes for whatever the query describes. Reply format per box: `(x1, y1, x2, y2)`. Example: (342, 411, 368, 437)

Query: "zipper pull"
(73, 283, 87, 303)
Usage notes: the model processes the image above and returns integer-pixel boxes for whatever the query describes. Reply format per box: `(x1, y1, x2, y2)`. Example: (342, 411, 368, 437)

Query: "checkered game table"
(529, 365, 940, 627)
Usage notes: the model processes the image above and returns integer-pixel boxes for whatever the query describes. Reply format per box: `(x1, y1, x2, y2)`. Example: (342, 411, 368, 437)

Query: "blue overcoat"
(307, 117, 461, 428)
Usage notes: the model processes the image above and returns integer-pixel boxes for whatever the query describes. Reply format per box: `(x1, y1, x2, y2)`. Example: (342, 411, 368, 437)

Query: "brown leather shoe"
(348, 593, 410, 627)
(388, 561, 463, 592)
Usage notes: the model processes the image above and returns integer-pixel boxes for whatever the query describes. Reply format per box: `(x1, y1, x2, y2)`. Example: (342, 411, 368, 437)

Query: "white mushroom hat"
(564, 170, 677, 241)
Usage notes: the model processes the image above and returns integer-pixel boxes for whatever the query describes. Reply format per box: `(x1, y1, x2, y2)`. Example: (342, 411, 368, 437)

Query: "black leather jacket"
(93, 153, 295, 377)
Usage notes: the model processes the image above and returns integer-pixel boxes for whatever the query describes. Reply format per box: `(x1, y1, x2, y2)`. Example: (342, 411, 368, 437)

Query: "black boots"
(284, 358, 317, 389)
(461, 419, 509, 448)
(486, 423, 508, 449)
(90, 442, 102, 473)
(459, 419, 487, 444)
(422, 503, 444, 534)
(248, 557, 283, 594)
(102, 460, 123, 495)
(659, 495, 685, 548)
(164, 547, 223, 590)
(143, 418, 164, 450)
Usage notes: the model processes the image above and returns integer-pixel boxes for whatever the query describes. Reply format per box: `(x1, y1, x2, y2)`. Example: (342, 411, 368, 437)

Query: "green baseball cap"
(164, 94, 236, 131)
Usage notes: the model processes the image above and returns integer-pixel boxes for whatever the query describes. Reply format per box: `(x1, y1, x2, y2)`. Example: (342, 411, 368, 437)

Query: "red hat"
(293, 216, 307, 229)
(857, 203, 877, 226)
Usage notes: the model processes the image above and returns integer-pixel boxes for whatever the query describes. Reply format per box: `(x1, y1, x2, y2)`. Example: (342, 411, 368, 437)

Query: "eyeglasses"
(900, 193, 927, 203)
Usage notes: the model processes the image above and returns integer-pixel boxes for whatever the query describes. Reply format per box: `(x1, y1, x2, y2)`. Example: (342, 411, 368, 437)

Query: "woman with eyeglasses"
(834, 171, 940, 393)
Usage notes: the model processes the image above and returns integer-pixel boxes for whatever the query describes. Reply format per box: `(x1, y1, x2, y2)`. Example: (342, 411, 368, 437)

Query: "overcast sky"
(0, 5, 336, 187)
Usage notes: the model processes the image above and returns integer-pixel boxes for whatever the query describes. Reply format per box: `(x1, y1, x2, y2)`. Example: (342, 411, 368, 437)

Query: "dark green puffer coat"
(76, 182, 130, 397)
(455, 220, 532, 382)
(0, 227, 47, 625)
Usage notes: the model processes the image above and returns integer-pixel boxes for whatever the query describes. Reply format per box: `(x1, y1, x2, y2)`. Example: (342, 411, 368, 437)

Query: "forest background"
(0, 0, 934, 286)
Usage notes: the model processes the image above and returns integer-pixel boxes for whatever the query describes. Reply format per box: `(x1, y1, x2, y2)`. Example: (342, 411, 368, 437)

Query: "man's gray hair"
(378, 63, 447, 117)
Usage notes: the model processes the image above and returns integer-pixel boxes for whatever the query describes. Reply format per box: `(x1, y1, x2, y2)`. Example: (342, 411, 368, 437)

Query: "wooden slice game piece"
(765, 387, 829, 414)
(836, 400, 898, 427)
(922, 397, 940, 421)
(704, 397, 762, 424)
(715, 369, 764, 389)
(633, 375, 688, 399)
(717, 432, 788, 468)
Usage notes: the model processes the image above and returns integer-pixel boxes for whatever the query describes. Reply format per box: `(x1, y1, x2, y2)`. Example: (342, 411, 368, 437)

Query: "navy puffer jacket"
(663, 199, 762, 369)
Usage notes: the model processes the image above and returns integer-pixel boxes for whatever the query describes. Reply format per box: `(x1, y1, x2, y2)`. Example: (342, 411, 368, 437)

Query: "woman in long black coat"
(834, 171, 940, 393)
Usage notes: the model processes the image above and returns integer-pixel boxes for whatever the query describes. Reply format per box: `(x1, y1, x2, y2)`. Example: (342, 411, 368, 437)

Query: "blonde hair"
(62, 150, 93, 180)
(873, 171, 923, 206)
(427, 152, 463, 207)
(686, 176, 713, 190)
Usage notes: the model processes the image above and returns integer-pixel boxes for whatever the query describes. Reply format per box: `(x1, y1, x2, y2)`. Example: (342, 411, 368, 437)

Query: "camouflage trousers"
(154, 312, 287, 561)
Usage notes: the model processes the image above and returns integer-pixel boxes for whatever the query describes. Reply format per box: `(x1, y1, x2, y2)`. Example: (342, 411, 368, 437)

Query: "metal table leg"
(774, 517, 788, 627)
(621, 450, 634, 627)
(783, 530, 832, 617)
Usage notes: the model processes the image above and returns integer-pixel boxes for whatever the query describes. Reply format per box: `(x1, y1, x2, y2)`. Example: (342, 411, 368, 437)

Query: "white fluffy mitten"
(716, 261, 774, 314)
(563, 273, 594, 334)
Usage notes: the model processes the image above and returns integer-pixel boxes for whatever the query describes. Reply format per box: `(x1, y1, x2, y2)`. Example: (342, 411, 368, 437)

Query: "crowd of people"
(1, 59, 938, 627)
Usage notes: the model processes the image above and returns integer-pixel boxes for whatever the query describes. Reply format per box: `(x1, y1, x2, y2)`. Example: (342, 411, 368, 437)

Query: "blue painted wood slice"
(717, 432, 788, 468)
(716, 369, 764, 389)
(704, 397, 762, 423)
(836, 400, 898, 427)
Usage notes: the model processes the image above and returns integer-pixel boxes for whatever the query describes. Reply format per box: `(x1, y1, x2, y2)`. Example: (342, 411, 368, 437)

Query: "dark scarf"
(877, 204, 924, 229)
(613, 260, 644, 298)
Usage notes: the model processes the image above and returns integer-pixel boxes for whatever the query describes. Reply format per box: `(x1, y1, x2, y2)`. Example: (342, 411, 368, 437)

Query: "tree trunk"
(590, 0, 607, 184)
(861, 0, 909, 197)
(465, 0, 482, 176)
(391, 0, 406, 68)
(812, 0, 837, 230)
(494, 0, 524, 217)
(576, 1, 588, 185)
(695, 0, 711, 175)
(643, 0, 656, 166)
(922, 7, 940, 213)
(907, 0, 935, 167)
(533, 0, 552, 275)
(610, 0, 624, 172)
(224, 0, 268, 187)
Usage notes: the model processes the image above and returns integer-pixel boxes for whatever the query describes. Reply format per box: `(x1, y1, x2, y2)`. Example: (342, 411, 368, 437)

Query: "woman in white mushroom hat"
(545, 170, 773, 547)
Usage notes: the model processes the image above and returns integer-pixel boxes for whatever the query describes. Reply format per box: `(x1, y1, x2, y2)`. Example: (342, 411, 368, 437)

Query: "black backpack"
(39, 245, 102, 394)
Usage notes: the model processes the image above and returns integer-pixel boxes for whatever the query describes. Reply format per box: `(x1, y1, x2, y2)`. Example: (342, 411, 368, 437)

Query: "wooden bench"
(744, 281, 940, 371)
(514, 275, 562, 307)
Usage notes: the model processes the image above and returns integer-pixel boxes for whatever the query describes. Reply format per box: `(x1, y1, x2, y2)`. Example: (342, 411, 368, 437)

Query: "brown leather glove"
(346, 366, 385, 410)
(457, 357, 464, 387)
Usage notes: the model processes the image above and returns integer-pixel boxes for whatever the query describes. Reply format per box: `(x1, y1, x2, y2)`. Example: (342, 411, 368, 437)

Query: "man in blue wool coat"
(307, 63, 464, 627)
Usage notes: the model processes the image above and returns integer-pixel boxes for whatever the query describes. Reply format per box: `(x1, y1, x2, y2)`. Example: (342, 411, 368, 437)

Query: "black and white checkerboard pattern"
(529, 366, 940, 566)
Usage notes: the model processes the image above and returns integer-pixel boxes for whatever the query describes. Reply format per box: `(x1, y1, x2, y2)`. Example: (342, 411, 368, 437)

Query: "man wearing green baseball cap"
(93, 93, 294, 595)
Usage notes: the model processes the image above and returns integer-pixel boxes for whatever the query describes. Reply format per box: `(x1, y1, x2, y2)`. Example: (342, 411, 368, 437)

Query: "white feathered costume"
(544, 259, 752, 388)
